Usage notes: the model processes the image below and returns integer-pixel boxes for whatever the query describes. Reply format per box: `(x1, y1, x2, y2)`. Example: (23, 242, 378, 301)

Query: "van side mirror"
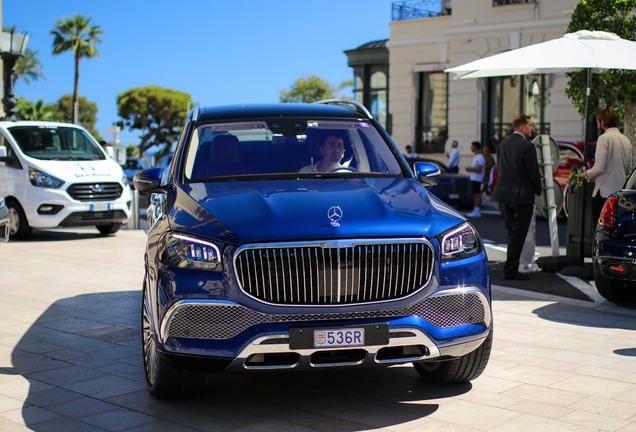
(413, 162, 441, 187)
(133, 168, 166, 194)
(0, 146, 7, 161)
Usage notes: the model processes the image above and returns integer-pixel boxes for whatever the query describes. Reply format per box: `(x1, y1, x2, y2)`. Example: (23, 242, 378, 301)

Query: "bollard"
(519, 208, 541, 273)
(127, 189, 140, 230)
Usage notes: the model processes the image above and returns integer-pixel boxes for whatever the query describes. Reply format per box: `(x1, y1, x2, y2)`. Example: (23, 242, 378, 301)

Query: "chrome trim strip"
(158, 286, 490, 344)
(192, 101, 200, 122)
(226, 327, 489, 371)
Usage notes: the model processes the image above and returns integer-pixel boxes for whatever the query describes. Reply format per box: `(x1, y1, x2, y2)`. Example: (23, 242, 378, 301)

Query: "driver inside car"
(299, 133, 347, 172)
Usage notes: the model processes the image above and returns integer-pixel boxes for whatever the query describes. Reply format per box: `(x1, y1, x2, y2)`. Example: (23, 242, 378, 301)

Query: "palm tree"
(49, 14, 103, 124)
(16, 97, 63, 121)
(3, 26, 46, 86)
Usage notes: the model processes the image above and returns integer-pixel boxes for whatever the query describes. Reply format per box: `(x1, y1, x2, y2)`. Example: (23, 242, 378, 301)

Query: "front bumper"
(22, 185, 132, 228)
(157, 286, 491, 371)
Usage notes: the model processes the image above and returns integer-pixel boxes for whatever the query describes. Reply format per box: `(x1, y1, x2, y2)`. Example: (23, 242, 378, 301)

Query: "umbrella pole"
(579, 68, 592, 267)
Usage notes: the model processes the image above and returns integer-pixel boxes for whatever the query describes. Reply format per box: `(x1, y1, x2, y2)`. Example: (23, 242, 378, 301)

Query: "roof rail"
(192, 102, 201, 122)
(314, 99, 374, 120)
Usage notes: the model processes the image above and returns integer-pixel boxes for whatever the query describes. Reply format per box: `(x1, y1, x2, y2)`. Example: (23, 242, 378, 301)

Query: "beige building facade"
(375, 0, 583, 167)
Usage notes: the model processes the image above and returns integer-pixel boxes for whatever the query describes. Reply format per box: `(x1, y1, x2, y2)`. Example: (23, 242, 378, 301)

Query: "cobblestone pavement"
(1, 229, 636, 431)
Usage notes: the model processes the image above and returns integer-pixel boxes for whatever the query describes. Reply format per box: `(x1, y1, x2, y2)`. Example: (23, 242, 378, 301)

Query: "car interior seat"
(192, 134, 243, 179)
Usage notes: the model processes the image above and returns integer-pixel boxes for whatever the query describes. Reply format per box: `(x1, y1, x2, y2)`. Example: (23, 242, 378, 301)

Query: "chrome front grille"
(235, 240, 434, 305)
(67, 183, 123, 202)
(165, 289, 488, 340)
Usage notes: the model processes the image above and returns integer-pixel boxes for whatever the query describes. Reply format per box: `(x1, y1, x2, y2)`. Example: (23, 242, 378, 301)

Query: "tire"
(413, 326, 493, 384)
(593, 266, 635, 302)
(7, 200, 32, 240)
(97, 222, 122, 236)
(142, 280, 206, 399)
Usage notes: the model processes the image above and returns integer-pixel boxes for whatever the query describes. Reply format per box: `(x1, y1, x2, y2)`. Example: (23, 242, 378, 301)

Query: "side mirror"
(133, 168, 166, 194)
(0, 146, 7, 161)
(413, 162, 441, 187)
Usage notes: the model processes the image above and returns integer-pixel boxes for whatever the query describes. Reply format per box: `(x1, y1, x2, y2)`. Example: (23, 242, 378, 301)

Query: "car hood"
(168, 178, 466, 245)
(27, 158, 125, 184)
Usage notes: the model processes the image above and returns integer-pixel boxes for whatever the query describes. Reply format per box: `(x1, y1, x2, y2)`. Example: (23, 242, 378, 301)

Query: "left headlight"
(436, 222, 481, 262)
(158, 232, 223, 272)
(29, 167, 65, 189)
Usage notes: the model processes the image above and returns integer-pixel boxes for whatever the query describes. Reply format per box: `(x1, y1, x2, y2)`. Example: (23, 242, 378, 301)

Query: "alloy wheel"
(142, 287, 157, 385)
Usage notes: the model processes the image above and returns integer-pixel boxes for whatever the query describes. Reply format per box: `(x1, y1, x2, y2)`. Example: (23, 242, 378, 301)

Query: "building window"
(492, 0, 535, 5)
(481, 74, 550, 149)
(370, 71, 388, 129)
(416, 71, 448, 153)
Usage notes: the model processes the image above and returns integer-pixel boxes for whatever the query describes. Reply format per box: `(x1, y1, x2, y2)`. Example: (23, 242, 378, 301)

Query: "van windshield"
(8, 125, 106, 161)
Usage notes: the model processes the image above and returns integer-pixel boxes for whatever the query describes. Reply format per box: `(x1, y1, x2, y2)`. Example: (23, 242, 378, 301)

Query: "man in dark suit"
(491, 114, 542, 280)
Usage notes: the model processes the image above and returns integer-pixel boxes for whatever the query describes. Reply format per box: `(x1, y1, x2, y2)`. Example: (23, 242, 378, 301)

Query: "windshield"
(183, 120, 403, 181)
(8, 125, 106, 161)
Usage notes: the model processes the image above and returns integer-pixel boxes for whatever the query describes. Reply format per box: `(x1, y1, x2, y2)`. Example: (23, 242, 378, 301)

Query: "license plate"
(449, 194, 459, 199)
(314, 328, 364, 348)
(90, 202, 113, 211)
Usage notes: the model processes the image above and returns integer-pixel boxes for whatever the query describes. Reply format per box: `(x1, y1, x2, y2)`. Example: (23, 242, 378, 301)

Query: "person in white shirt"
(404, 145, 418, 159)
(300, 134, 346, 172)
(465, 141, 485, 217)
(447, 140, 460, 173)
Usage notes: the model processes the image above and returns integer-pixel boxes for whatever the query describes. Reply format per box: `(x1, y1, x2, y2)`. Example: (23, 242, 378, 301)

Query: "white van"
(0, 121, 132, 239)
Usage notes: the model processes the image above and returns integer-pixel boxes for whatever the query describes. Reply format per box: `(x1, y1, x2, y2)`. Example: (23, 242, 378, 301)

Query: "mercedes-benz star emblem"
(328, 206, 343, 227)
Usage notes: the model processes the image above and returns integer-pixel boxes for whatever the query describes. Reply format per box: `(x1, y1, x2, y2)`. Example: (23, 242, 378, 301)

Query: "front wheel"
(97, 222, 122, 236)
(413, 326, 493, 384)
(142, 280, 206, 399)
(594, 266, 635, 302)
(7, 200, 32, 240)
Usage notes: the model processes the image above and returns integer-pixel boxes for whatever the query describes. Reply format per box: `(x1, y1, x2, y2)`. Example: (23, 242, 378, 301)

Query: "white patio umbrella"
(445, 30, 636, 79)
(445, 30, 636, 266)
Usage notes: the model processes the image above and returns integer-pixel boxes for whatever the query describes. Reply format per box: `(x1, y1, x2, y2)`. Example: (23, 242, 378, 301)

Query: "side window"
(0, 133, 22, 170)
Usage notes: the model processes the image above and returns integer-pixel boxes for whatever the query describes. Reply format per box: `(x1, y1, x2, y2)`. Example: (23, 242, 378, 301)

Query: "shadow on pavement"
(6, 291, 472, 431)
(11, 228, 111, 243)
(490, 261, 591, 302)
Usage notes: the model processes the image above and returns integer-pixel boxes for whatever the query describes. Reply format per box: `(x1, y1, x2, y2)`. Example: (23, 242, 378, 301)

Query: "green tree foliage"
(117, 85, 192, 157)
(126, 144, 139, 158)
(56, 94, 102, 141)
(15, 97, 63, 121)
(50, 14, 103, 124)
(566, 0, 636, 157)
(3, 26, 45, 86)
(280, 75, 338, 103)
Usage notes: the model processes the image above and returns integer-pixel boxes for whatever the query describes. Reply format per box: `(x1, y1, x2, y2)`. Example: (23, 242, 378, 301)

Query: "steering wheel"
(326, 166, 358, 173)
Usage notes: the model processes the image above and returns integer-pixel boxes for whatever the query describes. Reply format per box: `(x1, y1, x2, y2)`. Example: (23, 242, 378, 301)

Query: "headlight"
(122, 175, 128, 186)
(436, 222, 481, 262)
(158, 232, 223, 272)
(29, 167, 65, 189)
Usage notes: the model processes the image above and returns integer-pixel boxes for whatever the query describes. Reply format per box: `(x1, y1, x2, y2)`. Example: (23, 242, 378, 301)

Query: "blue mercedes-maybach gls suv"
(134, 100, 492, 398)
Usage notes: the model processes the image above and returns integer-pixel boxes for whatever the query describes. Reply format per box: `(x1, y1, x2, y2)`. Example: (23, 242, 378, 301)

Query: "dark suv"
(135, 100, 492, 398)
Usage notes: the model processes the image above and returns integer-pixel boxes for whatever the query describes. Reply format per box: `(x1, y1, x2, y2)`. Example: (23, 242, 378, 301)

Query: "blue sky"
(5, 0, 394, 149)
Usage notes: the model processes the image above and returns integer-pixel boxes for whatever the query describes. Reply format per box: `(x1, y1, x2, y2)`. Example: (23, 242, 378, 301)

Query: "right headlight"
(436, 222, 481, 262)
(158, 232, 223, 272)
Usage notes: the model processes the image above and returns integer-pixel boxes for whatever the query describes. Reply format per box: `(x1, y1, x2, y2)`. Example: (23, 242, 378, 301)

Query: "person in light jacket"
(581, 108, 633, 225)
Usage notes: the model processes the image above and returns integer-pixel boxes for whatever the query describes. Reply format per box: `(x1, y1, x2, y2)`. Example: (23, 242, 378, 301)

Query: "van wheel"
(7, 200, 31, 240)
(413, 326, 493, 384)
(97, 223, 122, 235)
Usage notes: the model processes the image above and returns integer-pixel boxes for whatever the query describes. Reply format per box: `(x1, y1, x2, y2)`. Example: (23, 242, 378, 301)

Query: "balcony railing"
(392, 0, 452, 21)
(493, 0, 535, 6)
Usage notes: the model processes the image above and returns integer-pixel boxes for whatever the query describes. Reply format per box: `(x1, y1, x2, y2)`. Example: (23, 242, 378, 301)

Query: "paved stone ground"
(1, 229, 636, 431)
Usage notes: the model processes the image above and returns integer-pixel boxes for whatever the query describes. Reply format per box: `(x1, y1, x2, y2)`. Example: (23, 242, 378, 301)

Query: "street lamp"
(0, 31, 29, 121)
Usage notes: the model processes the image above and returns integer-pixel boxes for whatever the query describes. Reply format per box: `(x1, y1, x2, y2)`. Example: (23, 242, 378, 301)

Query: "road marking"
(484, 242, 612, 305)
(556, 273, 614, 305)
